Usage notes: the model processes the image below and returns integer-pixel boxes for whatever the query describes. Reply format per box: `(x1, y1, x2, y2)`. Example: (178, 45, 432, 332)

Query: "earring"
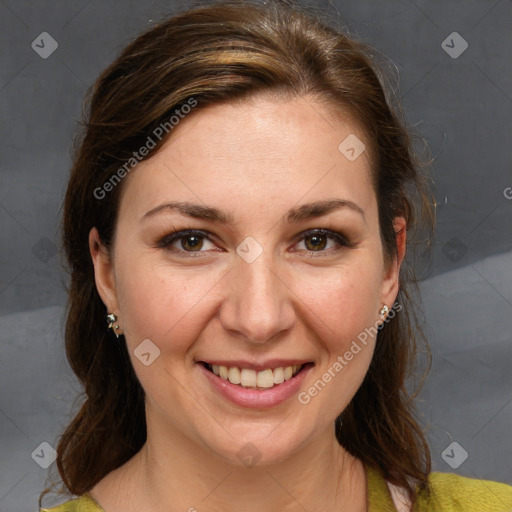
(379, 304, 389, 321)
(106, 313, 120, 338)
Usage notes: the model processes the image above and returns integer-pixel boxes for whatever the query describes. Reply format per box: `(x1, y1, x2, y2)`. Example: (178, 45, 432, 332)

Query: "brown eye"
(294, 229, 350, 254)
(304, 233, 328, 251)
(180, 234, 204, 251)
(157, 229, 216, 254)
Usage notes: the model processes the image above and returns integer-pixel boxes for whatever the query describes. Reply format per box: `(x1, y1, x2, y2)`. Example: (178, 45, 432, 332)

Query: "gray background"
(1, 0, 511, 509)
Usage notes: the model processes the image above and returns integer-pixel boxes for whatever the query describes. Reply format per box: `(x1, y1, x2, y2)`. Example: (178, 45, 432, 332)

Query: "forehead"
(164, 93, 370, 166)
(119, 94, 375, 221)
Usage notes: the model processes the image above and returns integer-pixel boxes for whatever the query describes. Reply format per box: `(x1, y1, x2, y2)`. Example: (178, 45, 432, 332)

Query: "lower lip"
(198, 363, 314, 409)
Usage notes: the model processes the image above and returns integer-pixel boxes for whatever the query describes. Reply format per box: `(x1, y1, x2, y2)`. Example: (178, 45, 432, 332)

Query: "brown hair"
(42, 0, 435, 505)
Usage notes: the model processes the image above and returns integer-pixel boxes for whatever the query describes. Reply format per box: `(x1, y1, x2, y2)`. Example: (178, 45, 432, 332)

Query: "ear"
(380, 216, 406, 308)
(89, 227, 120, 314)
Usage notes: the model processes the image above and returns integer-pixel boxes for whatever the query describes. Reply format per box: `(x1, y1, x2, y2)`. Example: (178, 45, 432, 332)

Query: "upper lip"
(198, 359, 313, 372)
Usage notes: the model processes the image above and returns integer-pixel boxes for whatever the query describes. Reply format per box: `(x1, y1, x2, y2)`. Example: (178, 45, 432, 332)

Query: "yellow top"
(42, 465, 512, 512)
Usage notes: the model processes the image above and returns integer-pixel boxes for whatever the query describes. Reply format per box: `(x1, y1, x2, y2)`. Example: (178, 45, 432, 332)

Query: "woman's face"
(91, 94, 404, 466)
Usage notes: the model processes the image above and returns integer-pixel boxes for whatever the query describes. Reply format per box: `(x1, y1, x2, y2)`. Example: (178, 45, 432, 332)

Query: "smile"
(198, 360, 314, 408)
(203, 362, 303, 389)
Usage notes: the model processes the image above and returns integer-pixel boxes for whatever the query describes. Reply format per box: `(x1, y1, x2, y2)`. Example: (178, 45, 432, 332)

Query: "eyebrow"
(141, 198, 365, 224)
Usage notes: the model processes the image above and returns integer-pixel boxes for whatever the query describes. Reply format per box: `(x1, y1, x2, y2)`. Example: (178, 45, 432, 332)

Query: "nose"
(218, 254, 295, 344)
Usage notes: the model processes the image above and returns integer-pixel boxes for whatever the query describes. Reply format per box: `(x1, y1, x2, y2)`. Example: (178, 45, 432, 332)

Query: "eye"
(293, 229, 350, 254)
(156, 227, 352, 257)
(157, 229, 217, 254)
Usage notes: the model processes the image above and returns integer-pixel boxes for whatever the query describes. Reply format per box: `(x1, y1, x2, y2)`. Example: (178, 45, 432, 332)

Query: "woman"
(40, 1, 512, 511)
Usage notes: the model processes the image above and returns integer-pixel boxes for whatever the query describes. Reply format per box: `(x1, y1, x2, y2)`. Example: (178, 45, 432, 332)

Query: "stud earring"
(106, 313, 120, 338)
(379, 304, 389, 321)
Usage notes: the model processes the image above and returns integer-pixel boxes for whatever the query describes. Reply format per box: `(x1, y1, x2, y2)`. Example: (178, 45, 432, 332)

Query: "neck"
(91, 419, 367, 512)
(130, 426, 365, 511)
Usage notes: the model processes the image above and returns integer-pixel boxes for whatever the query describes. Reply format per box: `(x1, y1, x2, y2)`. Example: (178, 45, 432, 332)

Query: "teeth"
(207, 363, 303, 389)
(228, 367, 241, 385)
(240, 368, 256, 387)
(256, 369, 274, 388)
(273, 367, 284, 384)
(219, 365, 229, 380)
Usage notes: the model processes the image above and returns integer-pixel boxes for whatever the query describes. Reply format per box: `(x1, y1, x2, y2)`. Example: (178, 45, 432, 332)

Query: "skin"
(89, 94, 406, 512)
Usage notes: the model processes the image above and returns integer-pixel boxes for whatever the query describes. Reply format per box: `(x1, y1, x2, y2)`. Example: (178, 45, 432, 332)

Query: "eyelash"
(156, 228, 352, 257)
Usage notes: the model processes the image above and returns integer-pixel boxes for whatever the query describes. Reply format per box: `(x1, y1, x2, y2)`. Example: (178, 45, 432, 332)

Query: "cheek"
(116, 251, 382, 352)
(295, 258, 382, 344)
(115, 254, 226, 355)
(294, 263, 381, 417)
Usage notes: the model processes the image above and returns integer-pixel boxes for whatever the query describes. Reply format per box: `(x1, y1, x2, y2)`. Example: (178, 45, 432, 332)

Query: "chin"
(197, 419, 313, 469)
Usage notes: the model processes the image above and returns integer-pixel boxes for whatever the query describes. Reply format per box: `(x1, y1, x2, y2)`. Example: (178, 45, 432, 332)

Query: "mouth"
(200, 361, 313, 390)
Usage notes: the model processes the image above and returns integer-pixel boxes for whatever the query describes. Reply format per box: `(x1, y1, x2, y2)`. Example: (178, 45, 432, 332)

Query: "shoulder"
(41, 493, 104, 512)
(415, 472, 512, 512)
